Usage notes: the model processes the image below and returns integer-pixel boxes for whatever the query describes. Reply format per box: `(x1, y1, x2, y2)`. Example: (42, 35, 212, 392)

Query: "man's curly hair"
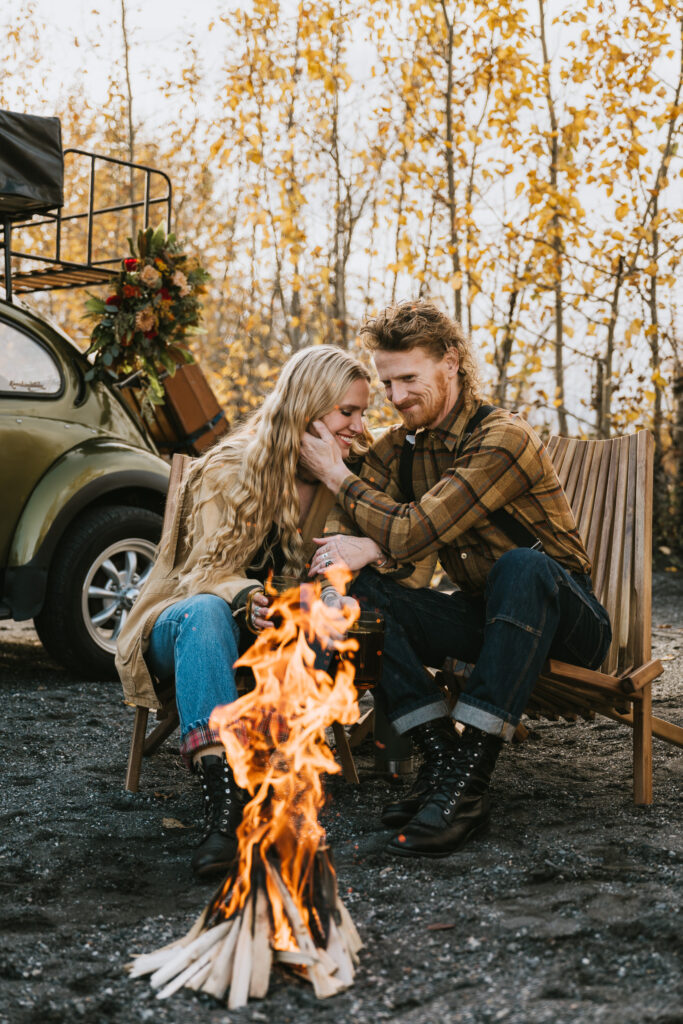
(360, 299, 482, 399)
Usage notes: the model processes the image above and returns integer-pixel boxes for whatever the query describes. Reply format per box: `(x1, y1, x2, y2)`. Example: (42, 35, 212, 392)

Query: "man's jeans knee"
(351, 554, 611, 741)
(455, 550, 611, 737)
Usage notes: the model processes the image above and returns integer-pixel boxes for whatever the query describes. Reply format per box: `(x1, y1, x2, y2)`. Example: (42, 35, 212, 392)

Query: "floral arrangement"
(84, 225, 210, 405)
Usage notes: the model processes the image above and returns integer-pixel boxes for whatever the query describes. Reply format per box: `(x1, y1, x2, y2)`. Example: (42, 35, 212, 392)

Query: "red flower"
(159, 287, 172, 301)
(124, 258, 139, 270)
(123, 284, 140, 298)
(105, 294, 121, 307)
(144, 329, 158, 339)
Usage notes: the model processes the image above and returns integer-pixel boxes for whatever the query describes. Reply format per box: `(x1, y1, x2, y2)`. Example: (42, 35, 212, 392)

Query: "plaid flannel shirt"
(325, 392, 591, 597)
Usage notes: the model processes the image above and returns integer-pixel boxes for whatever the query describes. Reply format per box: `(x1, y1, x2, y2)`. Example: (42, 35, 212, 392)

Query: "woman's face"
(320, 378, 370, 457)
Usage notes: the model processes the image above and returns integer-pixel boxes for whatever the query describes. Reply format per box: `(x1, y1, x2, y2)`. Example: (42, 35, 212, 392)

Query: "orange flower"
(135, 307, 157, 333)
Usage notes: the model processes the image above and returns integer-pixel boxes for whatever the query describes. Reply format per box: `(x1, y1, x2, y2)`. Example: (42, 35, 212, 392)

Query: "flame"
(208, 572, 360, 950)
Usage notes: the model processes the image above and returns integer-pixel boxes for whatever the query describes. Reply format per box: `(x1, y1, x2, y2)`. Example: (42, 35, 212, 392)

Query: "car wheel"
(34, 505, 163, 680)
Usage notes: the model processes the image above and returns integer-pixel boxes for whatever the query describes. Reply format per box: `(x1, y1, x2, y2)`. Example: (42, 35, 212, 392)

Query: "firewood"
(274, 949, 317, 967)
(335, 898, 363, 959)
(127, 905, 210, 978)
(268, 867, 345, 998)
(185, 957, 215, 992)
(249, 885, 273, 999)
(325, 916, 354, 987)
(156, 947, 216, 1000)
(200, 917, 241, 1001)
(150, 919, 232, 991)
(228, 895, 254, 1009)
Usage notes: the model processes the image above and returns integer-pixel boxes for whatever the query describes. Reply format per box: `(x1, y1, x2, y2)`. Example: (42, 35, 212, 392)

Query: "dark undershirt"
(247, 523, 286, 584)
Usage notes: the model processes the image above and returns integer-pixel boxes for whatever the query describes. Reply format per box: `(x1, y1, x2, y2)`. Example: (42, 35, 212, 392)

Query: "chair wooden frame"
(443, 429, 682, 805)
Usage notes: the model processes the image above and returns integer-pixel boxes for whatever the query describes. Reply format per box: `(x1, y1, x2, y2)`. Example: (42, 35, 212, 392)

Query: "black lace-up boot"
(191, 754, 248, 878)
(387, 725, 503, 858)
(381, 717, 462, 828)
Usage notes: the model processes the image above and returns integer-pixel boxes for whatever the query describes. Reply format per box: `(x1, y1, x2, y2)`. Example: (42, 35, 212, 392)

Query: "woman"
(116, 345, 379, 878)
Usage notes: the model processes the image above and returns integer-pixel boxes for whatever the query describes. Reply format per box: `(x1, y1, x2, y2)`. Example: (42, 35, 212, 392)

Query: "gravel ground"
(0, 573, 681, 1024)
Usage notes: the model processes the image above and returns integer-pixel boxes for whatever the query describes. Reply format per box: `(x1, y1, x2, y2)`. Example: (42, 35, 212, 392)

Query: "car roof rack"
(1, 148, 172, 303)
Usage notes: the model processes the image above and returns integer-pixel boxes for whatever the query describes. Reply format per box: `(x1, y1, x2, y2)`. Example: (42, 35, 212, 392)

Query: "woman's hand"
(309, 534, 383, 577)
(320, 587, 360, 646)
(246, 589, 274, 632)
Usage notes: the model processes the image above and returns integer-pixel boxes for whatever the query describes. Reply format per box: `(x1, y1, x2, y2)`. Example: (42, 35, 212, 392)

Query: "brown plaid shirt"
(326, 391, 591, 596)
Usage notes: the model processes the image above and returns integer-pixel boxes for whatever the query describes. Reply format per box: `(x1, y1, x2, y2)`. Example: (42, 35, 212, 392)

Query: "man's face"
(373, 346, 460, 430)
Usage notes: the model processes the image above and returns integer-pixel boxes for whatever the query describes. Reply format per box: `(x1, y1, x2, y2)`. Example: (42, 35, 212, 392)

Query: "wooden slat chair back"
(545, 431, 651, 677)
(517, 430, 683, 805)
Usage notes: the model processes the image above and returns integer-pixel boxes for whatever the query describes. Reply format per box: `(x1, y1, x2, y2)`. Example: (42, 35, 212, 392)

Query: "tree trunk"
(597, 256, 624, 438)
(648, 200, 667, 545)
(120, 0, 136, 237)
(440, 1, 462, 324)
(538, 0, 567, 435)
(673, 364, 683, 551)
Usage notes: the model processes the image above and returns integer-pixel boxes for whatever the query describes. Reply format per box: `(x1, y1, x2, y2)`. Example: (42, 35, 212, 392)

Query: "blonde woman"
(116, 345, 384, 878)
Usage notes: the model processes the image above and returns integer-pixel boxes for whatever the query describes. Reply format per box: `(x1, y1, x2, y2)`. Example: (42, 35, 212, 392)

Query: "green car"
(0, 297, 169, 678)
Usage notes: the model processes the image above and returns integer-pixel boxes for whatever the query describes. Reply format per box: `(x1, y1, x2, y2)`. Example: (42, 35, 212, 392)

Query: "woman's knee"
(181, 594, 235, 631)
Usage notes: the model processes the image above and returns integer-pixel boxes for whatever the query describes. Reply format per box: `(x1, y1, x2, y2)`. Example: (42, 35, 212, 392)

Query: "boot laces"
(197, 756, 241, 839)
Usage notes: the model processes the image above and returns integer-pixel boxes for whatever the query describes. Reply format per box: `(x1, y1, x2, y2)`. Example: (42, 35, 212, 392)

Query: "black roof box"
(0, 110, 64, 221)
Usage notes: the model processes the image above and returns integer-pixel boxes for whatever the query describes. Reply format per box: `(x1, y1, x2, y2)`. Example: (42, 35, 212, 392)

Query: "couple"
(116, 299, 611, 878)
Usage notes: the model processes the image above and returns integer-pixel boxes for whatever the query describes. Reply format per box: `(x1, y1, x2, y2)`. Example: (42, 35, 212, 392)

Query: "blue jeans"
(350, 549, 612, 741)
(146, 594, 241, 746)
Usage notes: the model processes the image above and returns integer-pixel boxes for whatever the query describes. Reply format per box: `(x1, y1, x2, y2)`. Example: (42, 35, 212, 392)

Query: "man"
(300, 299, 611, 858)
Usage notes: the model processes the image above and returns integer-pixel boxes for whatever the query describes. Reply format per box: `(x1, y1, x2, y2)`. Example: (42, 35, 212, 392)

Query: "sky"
(9, 0, 240, 126)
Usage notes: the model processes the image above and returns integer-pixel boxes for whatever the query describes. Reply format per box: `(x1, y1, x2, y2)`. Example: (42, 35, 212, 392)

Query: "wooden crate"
(120, 361, 229, 456)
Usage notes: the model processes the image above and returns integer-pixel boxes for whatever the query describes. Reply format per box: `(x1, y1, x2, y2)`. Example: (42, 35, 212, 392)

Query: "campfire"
(128, 574, 363, 1007)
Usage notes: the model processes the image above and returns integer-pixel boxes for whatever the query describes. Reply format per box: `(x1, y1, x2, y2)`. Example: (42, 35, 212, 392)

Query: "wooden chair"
(443, 429, 682, 804)
(124, 455, 189, 793)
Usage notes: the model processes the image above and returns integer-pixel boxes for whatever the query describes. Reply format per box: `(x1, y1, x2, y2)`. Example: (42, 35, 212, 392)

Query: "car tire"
(34, 505, 163, 680)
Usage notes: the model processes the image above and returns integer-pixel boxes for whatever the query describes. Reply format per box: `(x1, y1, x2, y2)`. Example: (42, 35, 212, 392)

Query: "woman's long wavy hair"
(179, 345, 371, 591)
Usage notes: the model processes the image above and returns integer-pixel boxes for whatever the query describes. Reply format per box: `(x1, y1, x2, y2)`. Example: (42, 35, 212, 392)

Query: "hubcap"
(81, 538, 156, 654)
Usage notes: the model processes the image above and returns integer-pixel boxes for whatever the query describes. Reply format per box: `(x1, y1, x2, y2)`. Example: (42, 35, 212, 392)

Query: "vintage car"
(0, 297, 169, 678)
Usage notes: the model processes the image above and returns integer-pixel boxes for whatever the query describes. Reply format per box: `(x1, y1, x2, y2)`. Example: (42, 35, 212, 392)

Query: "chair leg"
(348, 707, 375, 749)
(633, 683, 653, 805)
(125, 706, 149, 793)
(143, 710, 180, 757)
(331, 721, 360, 785)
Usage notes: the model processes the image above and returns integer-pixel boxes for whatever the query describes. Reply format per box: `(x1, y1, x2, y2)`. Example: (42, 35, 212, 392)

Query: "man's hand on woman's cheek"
(300, 421, 347, 488)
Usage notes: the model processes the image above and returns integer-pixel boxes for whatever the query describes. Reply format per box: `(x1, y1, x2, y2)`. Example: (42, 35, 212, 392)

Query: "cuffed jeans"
(146, 594, 241, 763)
(350, 549, 612, 741)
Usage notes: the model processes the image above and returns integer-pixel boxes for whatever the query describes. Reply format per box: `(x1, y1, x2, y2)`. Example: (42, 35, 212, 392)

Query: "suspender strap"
(398, 403, 541, 550)
(398, 433, 417, 501)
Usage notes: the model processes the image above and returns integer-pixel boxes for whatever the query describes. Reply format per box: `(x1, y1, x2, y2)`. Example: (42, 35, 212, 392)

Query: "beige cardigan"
(115, 467, 336, 710)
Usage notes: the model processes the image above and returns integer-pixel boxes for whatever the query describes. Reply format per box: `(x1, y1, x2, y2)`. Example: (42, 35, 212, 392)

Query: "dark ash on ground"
(0, 573, 681, 1024)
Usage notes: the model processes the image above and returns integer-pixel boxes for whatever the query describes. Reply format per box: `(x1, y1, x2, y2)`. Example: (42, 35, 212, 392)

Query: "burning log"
(127, 573, 363, 1007)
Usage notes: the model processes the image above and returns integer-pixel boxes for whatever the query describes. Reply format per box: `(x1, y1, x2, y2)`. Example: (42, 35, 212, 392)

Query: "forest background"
(3, 0, 682, 553)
